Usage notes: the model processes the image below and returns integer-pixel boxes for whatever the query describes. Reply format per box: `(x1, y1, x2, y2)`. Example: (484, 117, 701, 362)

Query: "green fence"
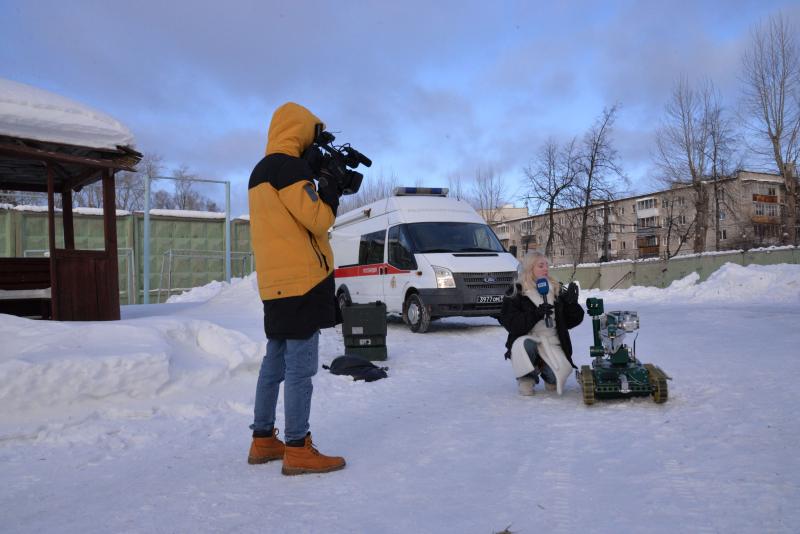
(0, 207, 254, 304)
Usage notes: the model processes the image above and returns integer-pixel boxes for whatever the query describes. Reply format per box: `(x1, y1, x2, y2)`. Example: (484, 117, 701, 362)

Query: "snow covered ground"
(1, 262, 799, 533)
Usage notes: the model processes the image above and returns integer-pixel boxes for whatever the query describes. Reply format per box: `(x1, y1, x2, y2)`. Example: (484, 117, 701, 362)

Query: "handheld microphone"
(536, 277, 553, 328)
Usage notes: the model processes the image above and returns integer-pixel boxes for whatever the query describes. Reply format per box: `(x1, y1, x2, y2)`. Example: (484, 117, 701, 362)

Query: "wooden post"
(102, 169, 120, 320)
(62, 185, 75, 250)
(103, 169, 118, 254)
(46, 164, 59, 319)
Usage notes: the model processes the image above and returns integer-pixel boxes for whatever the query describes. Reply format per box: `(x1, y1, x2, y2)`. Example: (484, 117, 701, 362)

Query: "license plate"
(477, 295, 503, 304)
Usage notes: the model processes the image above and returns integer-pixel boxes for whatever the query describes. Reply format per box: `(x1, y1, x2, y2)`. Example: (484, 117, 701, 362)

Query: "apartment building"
(491, 170, 795, 263)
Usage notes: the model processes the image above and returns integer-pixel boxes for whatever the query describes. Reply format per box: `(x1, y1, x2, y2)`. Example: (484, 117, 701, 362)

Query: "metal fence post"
(143, 176, 151, 304)
(225, 181, 231, 282)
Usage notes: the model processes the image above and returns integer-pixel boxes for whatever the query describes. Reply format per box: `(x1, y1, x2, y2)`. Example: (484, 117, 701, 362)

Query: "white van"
(331, 187, 520, 333)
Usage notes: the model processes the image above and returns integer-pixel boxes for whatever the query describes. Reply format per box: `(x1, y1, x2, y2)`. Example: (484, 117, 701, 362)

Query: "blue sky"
(1, 0, 798, 216)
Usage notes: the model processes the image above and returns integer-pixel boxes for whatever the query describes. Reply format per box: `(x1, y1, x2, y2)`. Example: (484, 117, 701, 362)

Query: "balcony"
(752, 194, 778, 203)
(636, 207, 659, 219)
(637, 245, 660, 258)
(636, 225, 659, 236)
(495, 228, 510, 240)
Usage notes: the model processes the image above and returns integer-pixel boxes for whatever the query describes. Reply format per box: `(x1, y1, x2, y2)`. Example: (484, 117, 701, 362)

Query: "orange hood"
(265, 102, 323, 157)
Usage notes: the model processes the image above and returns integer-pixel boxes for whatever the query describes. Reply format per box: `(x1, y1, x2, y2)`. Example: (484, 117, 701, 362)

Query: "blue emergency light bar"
(393, 187, 449, 197)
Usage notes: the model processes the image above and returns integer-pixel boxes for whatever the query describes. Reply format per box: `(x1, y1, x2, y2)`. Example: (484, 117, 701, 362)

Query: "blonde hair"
(519, 250, 560, 294)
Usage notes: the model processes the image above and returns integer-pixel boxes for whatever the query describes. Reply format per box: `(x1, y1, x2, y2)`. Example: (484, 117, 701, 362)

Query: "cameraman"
(246, 102, 345, 476)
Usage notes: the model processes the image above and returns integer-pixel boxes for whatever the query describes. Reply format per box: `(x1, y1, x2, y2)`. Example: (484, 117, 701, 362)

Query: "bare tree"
(117, 152, 163, 211)
(655, 77, 718, 253)
(337, 169, 399, 214)
(574, 105, 625, 265)
(447, 172, 471, 203)
(705, 97, 741, 250)
(741, 13, 800, 244)
(660, 190, 695, 258)
(472, 165, 507, 223)
(523, 137, 579, 257)
(151, 189, 175, 209)
(71, 151, 164, 210)
(171, 164, 204, 210)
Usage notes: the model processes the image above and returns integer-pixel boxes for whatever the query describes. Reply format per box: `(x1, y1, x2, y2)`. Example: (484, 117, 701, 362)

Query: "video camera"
(303, 126, 371, 195)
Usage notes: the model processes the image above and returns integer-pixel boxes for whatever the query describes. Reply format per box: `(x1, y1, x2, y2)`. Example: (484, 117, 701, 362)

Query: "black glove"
(504, 283, 522, 298)
(520, 297, 545, 323)
(561, 282, 579, 305)
(538, 302, 554, 316)
(317, 176, 340, 213)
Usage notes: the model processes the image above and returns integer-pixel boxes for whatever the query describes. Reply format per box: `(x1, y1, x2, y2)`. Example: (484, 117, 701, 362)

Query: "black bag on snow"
(322, 355, 389, 382)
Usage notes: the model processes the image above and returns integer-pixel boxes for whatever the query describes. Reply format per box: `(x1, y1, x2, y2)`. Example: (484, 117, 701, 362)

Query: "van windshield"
(403, 222, 505, 253)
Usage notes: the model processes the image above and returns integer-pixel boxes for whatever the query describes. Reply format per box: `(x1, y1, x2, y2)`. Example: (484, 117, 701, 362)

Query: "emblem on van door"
(484, 276, 496, 284)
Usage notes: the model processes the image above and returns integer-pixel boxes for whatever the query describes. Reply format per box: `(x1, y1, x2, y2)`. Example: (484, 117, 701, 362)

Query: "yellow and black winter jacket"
(248, 102, 339, 339)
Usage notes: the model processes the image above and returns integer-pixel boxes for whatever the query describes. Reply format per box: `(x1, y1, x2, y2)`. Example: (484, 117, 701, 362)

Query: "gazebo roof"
(0, 78, 141, 192)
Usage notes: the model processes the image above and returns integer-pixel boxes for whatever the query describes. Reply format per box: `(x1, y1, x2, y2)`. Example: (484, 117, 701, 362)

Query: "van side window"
(388, 225, 417, 270)
(358, 229, 385, 265)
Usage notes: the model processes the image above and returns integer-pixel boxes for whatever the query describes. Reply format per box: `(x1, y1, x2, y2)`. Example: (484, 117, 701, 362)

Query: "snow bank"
(165, 274, 257, 304)
(0, 77, 134, 149)
(586, 262, 800, 304)
(0, 313, 263, 417)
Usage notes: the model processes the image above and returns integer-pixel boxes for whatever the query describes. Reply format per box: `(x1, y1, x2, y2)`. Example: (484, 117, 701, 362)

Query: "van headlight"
(432, 265, 456, 289)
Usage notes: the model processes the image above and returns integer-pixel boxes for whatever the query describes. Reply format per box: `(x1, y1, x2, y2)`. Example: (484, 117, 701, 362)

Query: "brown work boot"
(281, 434, 346, 476)
(247, 428, 285, 464)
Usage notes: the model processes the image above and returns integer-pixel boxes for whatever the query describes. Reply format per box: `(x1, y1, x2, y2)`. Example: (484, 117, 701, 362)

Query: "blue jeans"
(251, 331, 319, 442)
(523, 338, 556, 385)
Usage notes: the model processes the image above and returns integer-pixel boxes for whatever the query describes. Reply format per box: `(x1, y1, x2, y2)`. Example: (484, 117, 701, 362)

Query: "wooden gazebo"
(0, 79, 141, 320)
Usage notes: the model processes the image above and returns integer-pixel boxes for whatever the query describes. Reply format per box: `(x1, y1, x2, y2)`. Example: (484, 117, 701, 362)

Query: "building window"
(676, 197, 685, 206)
(754, 202, 779, 217)
(638, 216, 658, 229)
(718, 210, 726, 220)
(679, 214, 687, 224)
(622, 241, 626, 249)
(718, 229, 727, 240)
(754, 223, 780, 239)
(768, 187, 776, 196)
(620, 206, 625, 215)
(637, 198, 656, 210)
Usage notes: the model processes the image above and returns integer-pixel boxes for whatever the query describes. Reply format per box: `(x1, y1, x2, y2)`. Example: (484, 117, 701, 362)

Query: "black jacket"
(499, 283, 585, 368)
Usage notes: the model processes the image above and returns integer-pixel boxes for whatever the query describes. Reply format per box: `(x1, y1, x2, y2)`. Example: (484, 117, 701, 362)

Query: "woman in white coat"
(500, 251, 585, 396)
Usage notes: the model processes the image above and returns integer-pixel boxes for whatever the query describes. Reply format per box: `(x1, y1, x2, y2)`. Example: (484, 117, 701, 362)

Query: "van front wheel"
(337, 290, 351, 311)
(404, 293, 431, 333)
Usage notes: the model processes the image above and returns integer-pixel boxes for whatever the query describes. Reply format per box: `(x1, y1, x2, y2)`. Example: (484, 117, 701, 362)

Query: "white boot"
(517, 376, 536, 396)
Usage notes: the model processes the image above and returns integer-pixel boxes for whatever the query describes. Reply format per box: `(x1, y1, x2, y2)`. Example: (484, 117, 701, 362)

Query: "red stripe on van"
(334, 263, 411, 278)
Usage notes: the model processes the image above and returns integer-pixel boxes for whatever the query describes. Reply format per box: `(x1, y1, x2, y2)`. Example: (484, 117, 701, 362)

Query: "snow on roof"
(1, 204, 131, 216)
(738, 171, 786, 183)
(0, 77, 134, 150)
(0, 204, 227, 218)
(74, 207, 131, 216)
(147, 209, 226, 219)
